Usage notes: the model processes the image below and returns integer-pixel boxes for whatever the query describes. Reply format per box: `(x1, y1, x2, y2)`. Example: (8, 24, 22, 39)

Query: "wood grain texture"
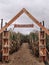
(0, 9, 24, 33)
(0, 8, 49, 35)
(14, 24, 34, 28)
(24, 8, 49, 35)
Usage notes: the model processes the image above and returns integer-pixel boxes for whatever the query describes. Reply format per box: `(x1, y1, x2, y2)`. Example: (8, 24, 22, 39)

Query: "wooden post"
(40, 22, 42, 31)
(1, 19, 3, 46)
(42, 21, 44, 26)
(5, 22, 7, 31)
(2, 23, 10, 62)
(1, 19, 3, 44)
(0, 19, 3, 61)
(1, 19, 3, 28)
(39, 21, 46, 61)
(2, 31, 10, 62)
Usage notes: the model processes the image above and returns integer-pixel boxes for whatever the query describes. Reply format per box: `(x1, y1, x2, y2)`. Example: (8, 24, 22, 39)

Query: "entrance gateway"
(0, 8, 49, 62)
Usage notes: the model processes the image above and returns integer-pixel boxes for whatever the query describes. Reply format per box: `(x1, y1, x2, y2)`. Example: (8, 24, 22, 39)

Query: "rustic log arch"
(0, 8, 49, 35)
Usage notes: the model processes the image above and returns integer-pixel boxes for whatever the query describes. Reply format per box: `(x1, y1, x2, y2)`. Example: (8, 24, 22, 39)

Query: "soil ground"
(0, 43, 45, 65)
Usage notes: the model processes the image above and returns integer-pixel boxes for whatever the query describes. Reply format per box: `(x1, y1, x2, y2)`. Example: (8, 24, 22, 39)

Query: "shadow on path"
(44, 61, 49, 65)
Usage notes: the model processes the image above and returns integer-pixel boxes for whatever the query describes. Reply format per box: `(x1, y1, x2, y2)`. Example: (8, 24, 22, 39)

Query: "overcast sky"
(0, 0, 49, 34)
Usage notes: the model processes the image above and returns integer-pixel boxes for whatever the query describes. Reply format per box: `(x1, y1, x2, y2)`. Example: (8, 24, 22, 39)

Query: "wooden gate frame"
(0, 8, 49, 35)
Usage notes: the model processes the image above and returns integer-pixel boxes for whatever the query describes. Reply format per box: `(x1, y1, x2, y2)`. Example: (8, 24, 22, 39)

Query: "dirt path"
(0, 43, 45, 65)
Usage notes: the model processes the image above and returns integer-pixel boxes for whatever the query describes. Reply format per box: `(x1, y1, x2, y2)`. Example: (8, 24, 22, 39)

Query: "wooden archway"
(0, 8, 49, 35)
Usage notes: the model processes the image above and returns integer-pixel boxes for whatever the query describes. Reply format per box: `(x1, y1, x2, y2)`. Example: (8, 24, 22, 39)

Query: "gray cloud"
(0, 0, 49, 34)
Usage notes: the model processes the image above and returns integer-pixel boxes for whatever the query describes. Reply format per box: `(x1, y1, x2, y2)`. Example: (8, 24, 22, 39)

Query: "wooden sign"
(14, 24, 34, 28)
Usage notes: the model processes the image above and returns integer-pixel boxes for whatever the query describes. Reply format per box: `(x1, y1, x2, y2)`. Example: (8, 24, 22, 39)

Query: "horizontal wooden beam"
(14, 24, 34, 28)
